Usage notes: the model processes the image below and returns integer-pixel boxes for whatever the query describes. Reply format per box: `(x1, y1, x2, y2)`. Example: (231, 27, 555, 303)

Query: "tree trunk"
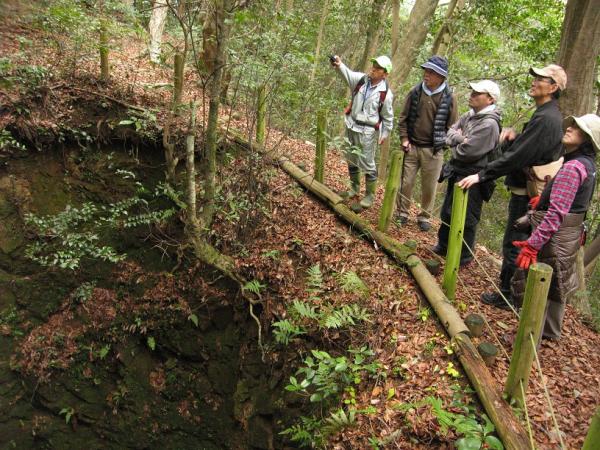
(571, 247, 593, 318)
(557, 0, 600, 116)
(391, 0, 400, 57)
(358, 0, 386, 72)
(584, 232, 600, 274)
(201, 5, 231, 103)
(309, 0, 330, 83)
(148, 0, 168, 64)
(431, 0, 466, 56)
(200, 0, 234, 228)
(389, 0, 439, 90)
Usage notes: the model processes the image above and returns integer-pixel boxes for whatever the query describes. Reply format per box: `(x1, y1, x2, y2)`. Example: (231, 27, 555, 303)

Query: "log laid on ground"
(504, 263, 552, 408)
(407, 255, 469, 337)
(453, 333, 532, 450)
(224, 128, 530, 449)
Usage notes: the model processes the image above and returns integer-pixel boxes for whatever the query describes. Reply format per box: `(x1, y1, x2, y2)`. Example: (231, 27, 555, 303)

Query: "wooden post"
(583, 405, 600, 450)
(314, 110, 327, 183)
(173, 52, 184, 113)
(256, 85, 267, 147)
(442, 184, 468, 301)
(504, 263, 553, 407)
(377, 139, 391, 183)
(378, 150, 403, 232)
(99, 21, 109, 81)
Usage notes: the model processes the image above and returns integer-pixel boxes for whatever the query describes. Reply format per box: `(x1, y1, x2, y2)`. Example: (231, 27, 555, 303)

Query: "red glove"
(529, 195, 540, 210)
(513, 240, 538, 269)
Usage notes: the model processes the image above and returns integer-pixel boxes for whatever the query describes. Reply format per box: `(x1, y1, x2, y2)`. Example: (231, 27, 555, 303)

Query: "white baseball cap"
(469, 80, 501, 102)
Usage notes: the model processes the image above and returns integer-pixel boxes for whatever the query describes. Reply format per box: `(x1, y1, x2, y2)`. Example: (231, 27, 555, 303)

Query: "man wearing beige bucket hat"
(458, 64, 566, 310)
(511, 114, 600, 340)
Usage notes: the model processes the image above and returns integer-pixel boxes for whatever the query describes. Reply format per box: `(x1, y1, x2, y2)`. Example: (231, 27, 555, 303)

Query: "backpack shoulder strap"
(352, 75, 368, 97)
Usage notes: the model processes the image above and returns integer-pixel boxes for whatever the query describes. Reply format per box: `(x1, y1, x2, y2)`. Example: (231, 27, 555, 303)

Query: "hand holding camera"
(329, 54, 340, 67)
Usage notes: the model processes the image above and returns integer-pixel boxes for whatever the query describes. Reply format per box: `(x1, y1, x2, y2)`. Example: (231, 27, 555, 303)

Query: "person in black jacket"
(458, 64, 567, 309)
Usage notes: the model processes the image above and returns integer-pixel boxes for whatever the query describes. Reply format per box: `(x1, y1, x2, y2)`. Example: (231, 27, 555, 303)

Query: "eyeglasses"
(470, 91, 486, 97)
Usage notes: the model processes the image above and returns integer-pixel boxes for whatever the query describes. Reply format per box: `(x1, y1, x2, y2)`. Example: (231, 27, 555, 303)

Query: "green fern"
(272, 319, 305, 345)
(291, 299, 319, 320)
(322, 408, 356, 436)
(336, 271, 369, 297)
(322, 304, 371, 329)
(243, 279, 265, 295)
(306, 264, 323, 294)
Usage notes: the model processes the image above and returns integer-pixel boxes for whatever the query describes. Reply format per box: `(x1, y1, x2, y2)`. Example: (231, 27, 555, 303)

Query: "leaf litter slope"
(1, 16, 599, 449)
(261, 126, 600, 449)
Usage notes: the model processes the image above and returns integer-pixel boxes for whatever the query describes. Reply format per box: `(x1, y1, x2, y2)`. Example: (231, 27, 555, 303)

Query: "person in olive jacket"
(459, 64, 567, 310)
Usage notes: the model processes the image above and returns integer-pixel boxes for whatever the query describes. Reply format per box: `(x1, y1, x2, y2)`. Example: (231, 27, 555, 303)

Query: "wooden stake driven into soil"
(442, 184, 468, 301)
(225, 128, 531, 449)
(378, 150, 403, 232)
(256, 86, 267, 147)
(173, 52, 184, 112)
(99, 21, 109, 81)
(504, 263, 552, 408)
(314, 110, 327, 183)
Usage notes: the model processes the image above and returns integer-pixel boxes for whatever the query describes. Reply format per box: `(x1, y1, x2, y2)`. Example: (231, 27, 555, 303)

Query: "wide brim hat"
(564, 114, 600, 152)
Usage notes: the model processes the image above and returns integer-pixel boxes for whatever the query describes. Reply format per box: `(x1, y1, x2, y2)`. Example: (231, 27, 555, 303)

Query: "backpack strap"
(345, 76, 389, 131)
(344, 76, 367, 115)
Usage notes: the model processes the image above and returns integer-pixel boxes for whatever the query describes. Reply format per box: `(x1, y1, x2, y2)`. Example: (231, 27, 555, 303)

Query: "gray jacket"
(337, 63, 394, 140)
(446, 105, 501, 176)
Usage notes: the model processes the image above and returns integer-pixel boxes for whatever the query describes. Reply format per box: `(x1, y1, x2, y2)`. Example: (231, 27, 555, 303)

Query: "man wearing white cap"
(331, 55, 394, 209)
(458, 64, 566, 309)
(432, 80, 502, 266)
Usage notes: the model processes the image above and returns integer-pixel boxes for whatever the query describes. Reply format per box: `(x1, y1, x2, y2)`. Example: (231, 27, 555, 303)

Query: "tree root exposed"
(190, 236, 264, 360)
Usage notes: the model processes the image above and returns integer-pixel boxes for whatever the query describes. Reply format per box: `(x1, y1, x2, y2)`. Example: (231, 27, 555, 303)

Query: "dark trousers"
(499, 193, 529, 295)
(437, 176, 484, 261)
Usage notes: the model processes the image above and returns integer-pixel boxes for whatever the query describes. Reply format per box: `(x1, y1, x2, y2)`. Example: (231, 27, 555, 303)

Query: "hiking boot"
(431, 244, 446, 256)
(418, 221, 431, 232)
(396, 215, 408, 226)
(459, 256, 473, 267)
(339, 172, 361, 200)
(481, 291, 514, 310)
(359, 180, 377, 209)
